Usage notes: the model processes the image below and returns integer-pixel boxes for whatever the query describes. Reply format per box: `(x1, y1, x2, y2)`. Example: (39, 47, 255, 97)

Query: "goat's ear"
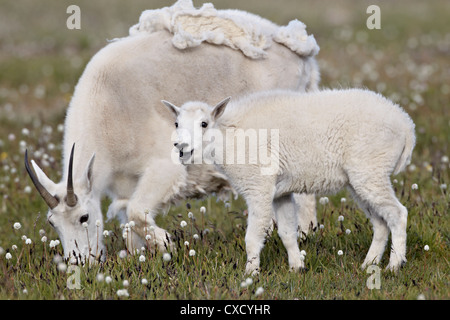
(161, 100, 181, 118)
(30, 160, 57, 194)
(82, 153, 95, 193)
(212, 97, 231, 120)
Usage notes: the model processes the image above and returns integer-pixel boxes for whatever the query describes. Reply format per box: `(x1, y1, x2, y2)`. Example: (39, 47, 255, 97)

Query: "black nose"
(174, 142, 178, 147)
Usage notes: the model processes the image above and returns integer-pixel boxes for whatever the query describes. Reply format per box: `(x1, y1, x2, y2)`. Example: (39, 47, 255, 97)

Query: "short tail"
(393, 125, 416, 175)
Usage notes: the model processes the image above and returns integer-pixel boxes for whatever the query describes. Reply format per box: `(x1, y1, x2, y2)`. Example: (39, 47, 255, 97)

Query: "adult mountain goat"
(25, 0, 320, 263)
(164, 88, 415, 274)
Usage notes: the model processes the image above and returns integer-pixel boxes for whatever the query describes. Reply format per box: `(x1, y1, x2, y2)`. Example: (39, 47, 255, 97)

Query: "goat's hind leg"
(348, 186, 390, 268)
(293, 193, 317, 239)
(349, 180, 408, 272)
(273, 194, 305, 271)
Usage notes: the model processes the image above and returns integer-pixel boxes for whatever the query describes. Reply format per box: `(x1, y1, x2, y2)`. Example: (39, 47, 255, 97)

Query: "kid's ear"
(212, 97, 231, 120)
(161, 100, 181, 118)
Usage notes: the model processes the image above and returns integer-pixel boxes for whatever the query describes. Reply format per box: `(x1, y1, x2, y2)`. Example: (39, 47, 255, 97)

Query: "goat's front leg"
(244, 192, 276, 275)
(126, 159, 186, 253)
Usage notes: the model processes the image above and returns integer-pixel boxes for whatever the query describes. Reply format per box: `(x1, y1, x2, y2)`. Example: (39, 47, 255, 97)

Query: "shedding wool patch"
(128, 0, 319, 59)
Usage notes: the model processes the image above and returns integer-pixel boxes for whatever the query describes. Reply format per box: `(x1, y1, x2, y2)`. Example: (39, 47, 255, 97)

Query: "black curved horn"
(24, 149, 59, 209)
(65, 143, 78, 207)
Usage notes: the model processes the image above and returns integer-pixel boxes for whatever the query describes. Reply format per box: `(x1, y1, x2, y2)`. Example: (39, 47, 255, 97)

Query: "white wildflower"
(338, 215, 344, 222)
(116, 289, 129, 298)
(141, 278, 148, 285)
(180, 220, 187, 228)
(200, 206, 206, 214)
(346, 229, 351, 235)
(123, 280, 129, 287)
(193, 234, 199, 240)
(424, 245, 429, 251)
(95, 219, 101, 227)
(163, 252, 171, 262)
(245, 277, 253, 286)
(255, 287, 264, 296)
(184, 241, 189, 247)
(57, 262, 67, 272)
(82, 222, 88, 229)
(105, 276, 112, 284)
(103, 230, 109, 237)
(13, 222, 21, 230)
(25, 238, 32, 245)
(11, 245, 17, 251)
(411, 183, 418, 190)
(189, 249, 196, 256)
(417, 293, 426, 300)
(6, 252, 12, 260)
(96, 273, 104, 282)
(139, 255, 146, 262)
(118, 250, 127, 259)
(337, 250, 344, 256)
(145, 234, 151, 241)
(188, 212, 194, 219)
(319, 197, 329, 205)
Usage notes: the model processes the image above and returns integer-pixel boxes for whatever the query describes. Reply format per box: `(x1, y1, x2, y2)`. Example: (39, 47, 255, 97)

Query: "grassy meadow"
(0, 0, 448, 300)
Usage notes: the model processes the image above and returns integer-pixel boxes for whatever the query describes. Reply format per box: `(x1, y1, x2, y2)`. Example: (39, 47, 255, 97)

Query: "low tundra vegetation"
(0, 0, 448, 299)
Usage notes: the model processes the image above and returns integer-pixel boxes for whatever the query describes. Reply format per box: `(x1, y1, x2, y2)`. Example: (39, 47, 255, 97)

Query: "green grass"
(0, 0, 449, 300)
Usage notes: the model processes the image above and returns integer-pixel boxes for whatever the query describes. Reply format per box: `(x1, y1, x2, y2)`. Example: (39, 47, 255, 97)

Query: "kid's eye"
(201, 122, 208, 128)
(175, 122, 178, 128)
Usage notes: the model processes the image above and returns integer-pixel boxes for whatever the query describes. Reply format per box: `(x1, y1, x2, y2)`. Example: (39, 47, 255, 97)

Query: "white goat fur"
(170, 89, 415, 274)
(28, 0, 320, 261)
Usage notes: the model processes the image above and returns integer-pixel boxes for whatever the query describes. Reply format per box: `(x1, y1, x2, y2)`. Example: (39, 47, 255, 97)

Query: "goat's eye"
(175, 122, 178, 128)
(79, 214, 89, 224)
(201, 122, 208, 128)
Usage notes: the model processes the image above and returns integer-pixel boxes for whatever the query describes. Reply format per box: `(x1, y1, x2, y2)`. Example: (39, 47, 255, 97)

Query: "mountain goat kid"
(163, 88, 416, 274)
